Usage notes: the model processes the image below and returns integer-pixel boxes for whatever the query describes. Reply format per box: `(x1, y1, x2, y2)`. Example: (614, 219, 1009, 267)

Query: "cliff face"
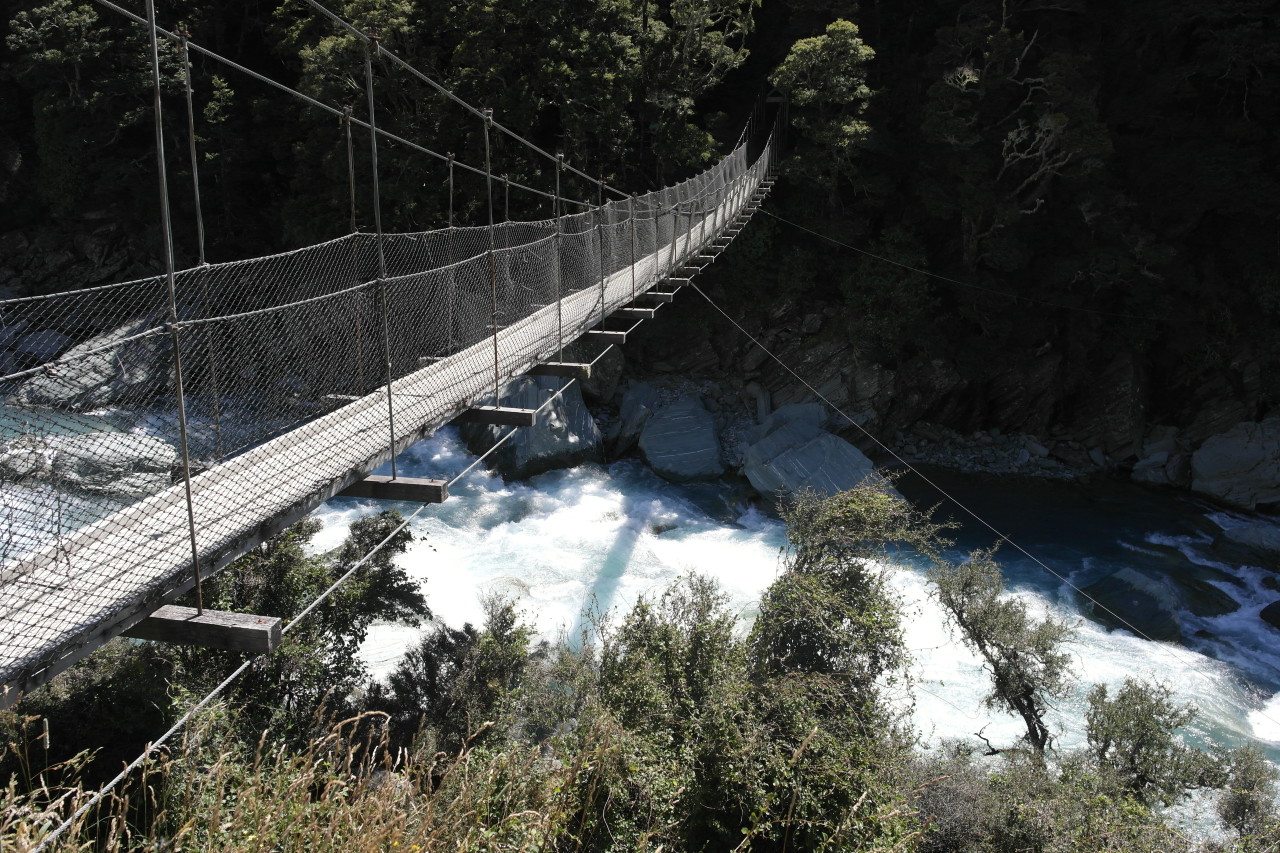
(623, 286, 1277, 510)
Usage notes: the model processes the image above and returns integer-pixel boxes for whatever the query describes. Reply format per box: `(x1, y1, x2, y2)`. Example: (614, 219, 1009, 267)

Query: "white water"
(309, 427, 1280, 777)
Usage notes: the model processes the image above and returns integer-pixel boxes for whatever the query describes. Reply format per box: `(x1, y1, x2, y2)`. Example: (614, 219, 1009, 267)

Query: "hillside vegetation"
(2, 486, 1278, 851)
(2, 0, 1277, 435)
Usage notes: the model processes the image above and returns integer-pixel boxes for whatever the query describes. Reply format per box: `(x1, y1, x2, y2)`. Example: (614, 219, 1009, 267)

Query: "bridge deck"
(0, 205, 739, 704)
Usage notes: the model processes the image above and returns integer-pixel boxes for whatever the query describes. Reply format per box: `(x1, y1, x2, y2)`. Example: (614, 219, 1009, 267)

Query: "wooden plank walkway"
(0, 190, 754, 705)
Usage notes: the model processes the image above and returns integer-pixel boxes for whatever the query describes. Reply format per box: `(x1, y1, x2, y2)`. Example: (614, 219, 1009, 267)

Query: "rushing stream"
(308, 427, 1280, 781)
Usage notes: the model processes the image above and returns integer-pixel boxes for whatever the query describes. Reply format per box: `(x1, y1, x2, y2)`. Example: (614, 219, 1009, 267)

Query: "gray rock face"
(1214, 522, 1280, 569)
(637, 396, 724, 482)
(1067, 351, 1145, 461)
(1190, 418, 1280, 509)
(51, 432, 177, 498)
(741, 403, 876, 498)
(12, 318, 171, 410)
(14, 330, 74, 365)
(1081, 564, 1240, 642)
(460, 376, 600, 478)
(1130, 426, 1192, 488)
(580, 345, 624, 403)
(0, 435, 53, 481)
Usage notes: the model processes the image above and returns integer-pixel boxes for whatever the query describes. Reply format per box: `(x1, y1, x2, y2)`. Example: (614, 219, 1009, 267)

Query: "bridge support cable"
(629, 195, 638, 302)
(344, 105, 358, 233)
(178, 32, 207, 267)
(180, 30, 227, 457)
(483, 108, 502, 408)
(595, 182, 607, 331)
(446, 153, 457, 354)
(146, 0, 204, 615)
(363, 35, 398, 482)
(555, 154, 566, 364)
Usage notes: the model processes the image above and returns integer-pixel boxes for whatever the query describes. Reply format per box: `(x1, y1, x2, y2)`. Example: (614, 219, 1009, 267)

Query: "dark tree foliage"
(930, 548, 1075, 756)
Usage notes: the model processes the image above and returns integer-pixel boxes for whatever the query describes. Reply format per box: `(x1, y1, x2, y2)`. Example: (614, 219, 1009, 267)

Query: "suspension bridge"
(0, 0, 783, 707)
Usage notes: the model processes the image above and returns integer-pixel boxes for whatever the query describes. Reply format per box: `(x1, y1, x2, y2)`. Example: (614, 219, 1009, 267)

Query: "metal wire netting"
(0, 130, 776, 698)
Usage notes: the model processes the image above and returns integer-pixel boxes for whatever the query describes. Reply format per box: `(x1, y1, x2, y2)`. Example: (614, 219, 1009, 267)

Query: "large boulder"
(12, 318, 171, 410)
(608, 381, 660, 457)
(1261, 601, 1280, 633)
(579, 344, 624, 403)
(1067, 350, 1146, 461)
(1080, 568, 1183, 642)
(637, 396, 724, 482)
(1080, 565, 1240, 642)
(459, 376, 600, 478)
(1213, 521, 1280, 570)
(741, 403, 877, 498)
(1190, 418, 1280, 510)
(1130, 427, 1192, 488)
(51, 432, 177, 499)
(14, 330, 74, 366)
(0, 435, 53, 481)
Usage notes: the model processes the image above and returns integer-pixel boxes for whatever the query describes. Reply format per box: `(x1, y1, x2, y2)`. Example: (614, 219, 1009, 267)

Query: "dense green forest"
(1, 0, 1278, 442)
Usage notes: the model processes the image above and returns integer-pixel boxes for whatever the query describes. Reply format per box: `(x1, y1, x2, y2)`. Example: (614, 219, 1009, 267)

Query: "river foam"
(308, 428, 1280, 764)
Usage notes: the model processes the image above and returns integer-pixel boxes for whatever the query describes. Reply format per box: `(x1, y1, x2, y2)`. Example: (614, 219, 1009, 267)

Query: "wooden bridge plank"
(339, 475, 448, 503)
(123, 605, 281, 654)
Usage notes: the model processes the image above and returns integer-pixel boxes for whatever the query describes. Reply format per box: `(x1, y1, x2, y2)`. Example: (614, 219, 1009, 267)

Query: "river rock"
(609, 381, 660, 456)
(1131, 426, 1193, 488)
(51, 432, 178, 498)
(1067, 351, 1145, 461)
(0, 320, 28, 351)
(1080, 568, 1182, 641)
(1081, 564, 1240, 642)
(0, 435, 53, 481)
(1213, 521, 1280, 570)
(579, 344, 624, 403)
(1190, 418, 1280, 510)
(11, 318, 171, 411)
(741, 404, 877, 498)
(459, 376, 600, 478)
(14, 330, 74, 365)
(637, 396, 724, 482)
(1261, 601, 1280, 633)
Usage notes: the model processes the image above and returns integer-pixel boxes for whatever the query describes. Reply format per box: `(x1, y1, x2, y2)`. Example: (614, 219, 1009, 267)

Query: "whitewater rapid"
(308, 428, 1280, 767)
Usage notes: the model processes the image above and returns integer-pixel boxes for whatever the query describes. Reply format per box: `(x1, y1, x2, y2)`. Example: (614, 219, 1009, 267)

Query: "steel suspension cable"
(144, 0, 203, 615)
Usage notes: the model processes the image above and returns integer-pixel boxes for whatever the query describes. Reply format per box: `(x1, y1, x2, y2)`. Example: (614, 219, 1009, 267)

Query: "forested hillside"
(2, 0, 1277, 456)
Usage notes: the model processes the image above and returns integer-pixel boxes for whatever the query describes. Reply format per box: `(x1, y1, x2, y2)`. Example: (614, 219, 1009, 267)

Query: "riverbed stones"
(1081, 568, 1183, 641)
(1213, 521, 1280, 570)
(50, 432, 178, 498)
(14, 330, 74, 366)
(459, 376, 600, 478)
(11, 318, 171, 410)
(637, 396, 724, 482)
(1081, 563, 1240, 642)
(1190, 418, 1280, 510)
(0, 435, 52, 481)
(741, 403, 876, 498)
(1261, 601, 1280, 633)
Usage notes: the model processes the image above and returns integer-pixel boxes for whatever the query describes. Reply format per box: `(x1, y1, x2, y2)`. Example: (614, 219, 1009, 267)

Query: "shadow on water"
(568, 490, 651, 641)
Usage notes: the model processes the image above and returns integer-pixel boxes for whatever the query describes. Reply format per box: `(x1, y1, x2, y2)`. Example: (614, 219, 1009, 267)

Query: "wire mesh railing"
(0, 120, 779, 700)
